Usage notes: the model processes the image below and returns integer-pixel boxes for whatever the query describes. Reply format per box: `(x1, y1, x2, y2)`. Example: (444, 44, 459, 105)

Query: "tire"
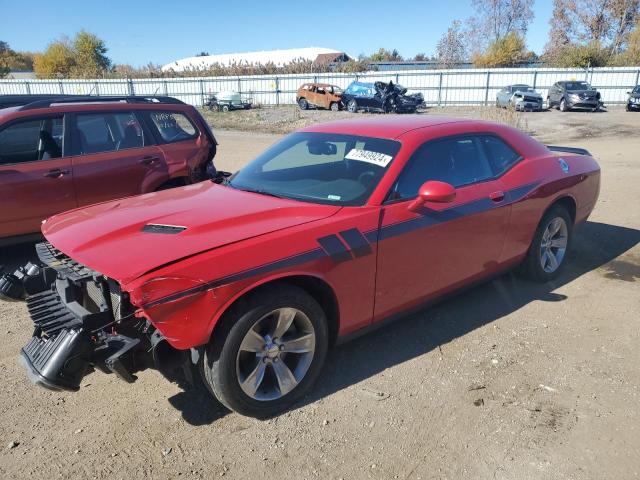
(221, 105, 229, 112)
(202, 284, 328, 418)
(559, 98, 569, 112)
(347, 99, 358, 113)
(330, 102, 339, 112)
(298, 98, 309, 110)
(521, 205, 573, 282)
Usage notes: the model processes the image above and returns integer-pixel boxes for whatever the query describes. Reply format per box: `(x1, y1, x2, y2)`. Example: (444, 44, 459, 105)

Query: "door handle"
(140, 156, 160, 165)
(489, 191, 505, 202)
(43, 169, 70, 178)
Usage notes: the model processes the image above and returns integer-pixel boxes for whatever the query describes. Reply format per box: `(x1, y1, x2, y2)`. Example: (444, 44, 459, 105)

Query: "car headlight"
(569, 93, 580, 100)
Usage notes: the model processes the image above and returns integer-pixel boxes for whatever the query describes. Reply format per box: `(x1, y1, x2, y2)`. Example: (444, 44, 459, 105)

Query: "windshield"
(565, 82, 591, 91)
(634, 86, 640, 94)
(229, 132, 402, 206)
(512, 85, 534, 92)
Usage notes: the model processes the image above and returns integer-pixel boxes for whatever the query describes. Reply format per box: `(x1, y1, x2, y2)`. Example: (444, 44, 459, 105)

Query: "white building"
(162, 47, 348, 72)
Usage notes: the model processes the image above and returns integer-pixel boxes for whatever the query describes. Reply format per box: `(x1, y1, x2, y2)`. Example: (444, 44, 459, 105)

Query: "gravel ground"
(0, 110, 638, 480)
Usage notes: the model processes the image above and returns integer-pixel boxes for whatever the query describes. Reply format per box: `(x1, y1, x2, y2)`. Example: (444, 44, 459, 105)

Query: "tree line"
(1, 2, 639, 80)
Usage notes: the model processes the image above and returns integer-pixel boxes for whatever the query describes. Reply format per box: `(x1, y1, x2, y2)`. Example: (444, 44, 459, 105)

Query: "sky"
(1, 0, 555, 67)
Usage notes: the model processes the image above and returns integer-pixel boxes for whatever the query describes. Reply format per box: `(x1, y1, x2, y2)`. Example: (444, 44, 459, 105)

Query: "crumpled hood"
(42, 182, 340, 284)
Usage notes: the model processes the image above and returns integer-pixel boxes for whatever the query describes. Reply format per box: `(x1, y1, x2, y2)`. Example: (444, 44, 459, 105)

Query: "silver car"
(496, 84, 543, 111)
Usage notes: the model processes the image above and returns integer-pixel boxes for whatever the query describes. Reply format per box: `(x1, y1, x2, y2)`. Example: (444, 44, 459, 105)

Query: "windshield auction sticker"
(345, 149, 393, 167)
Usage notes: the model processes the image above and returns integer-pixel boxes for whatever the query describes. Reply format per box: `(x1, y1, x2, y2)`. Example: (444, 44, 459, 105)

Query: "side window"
(392, 136, 494, 200)
(0, 116, 63, 165)
(148, 111, 198, 143)
(478, 135, 521, 176)
(73, 112, 144, 155)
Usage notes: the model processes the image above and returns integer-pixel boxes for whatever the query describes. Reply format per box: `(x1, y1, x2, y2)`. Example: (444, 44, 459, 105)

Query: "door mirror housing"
(408, 181, 456, 212)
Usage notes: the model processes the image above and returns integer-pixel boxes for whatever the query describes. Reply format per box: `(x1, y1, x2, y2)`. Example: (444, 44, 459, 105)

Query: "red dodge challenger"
(4, 116, 600, 417)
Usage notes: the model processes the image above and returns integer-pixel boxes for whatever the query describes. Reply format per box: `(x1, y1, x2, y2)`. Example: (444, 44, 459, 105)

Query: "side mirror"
(408, 181, 456, 212)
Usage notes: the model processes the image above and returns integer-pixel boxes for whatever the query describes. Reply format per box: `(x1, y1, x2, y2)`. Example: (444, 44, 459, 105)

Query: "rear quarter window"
(148, 111, 198, 143)
(479, 135, 522, 176)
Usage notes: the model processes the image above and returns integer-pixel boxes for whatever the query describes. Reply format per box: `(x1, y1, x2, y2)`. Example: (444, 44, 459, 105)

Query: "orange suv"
(0, 96, 217, 245)
(296, 83, 343, 111)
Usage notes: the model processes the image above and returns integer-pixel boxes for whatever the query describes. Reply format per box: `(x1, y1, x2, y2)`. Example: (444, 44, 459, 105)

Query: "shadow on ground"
(1, 220, 638, 425)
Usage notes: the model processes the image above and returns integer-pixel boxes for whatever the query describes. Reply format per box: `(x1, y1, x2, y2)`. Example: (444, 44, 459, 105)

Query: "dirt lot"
(1, 108, 639, 480)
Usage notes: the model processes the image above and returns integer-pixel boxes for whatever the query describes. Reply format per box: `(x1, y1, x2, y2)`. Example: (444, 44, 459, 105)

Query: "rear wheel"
(298, 98, 309, 110)
(522, 205, 573, 282)
(202, 284, 328, 418)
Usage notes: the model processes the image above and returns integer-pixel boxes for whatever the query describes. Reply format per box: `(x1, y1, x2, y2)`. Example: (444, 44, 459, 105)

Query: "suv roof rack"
(18, 95, 185, 111)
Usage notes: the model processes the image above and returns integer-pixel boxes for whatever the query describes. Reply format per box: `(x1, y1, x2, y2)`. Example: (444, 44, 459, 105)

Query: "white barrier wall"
(1, 67, 638, 106)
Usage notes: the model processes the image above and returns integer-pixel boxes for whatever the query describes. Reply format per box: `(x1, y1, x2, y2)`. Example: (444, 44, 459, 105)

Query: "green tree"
(0, 41, 20, 77)
(473, 31, 534, 67)
(70, 30, 111, 78)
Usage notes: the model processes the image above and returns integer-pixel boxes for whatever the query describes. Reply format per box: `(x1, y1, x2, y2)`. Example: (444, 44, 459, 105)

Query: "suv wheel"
(202, 284, 328, 418)
(298, 98, 309, 110)
(330, 102, 339, 112)
(521, 205, 573, 282)
(559, 98, 569, 112)
(347, 99, 358, 113)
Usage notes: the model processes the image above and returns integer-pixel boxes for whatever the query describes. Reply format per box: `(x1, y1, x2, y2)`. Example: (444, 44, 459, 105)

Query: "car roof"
(301, 115, 471, 139)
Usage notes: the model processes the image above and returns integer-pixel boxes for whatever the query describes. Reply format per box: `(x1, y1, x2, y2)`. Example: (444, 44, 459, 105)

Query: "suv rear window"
(73, 112, 144, 155)
(0, 116, 63, 165)
(148, 111, 198, 143)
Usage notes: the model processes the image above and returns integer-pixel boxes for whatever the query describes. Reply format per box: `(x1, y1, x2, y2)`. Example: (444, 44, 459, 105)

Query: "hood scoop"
(142, 224, 187, 234)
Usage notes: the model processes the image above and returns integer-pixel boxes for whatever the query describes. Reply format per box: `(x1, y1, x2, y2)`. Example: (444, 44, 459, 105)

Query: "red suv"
(0, 96, 217, 245)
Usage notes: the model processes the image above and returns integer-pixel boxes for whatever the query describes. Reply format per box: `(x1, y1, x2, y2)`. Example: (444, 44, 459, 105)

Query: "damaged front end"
(5, 242, 192, 392)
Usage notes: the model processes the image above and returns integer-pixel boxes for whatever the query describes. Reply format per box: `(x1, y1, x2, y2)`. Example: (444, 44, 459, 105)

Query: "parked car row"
(296, 81, 425, 114)
(496, 80, 640, 113)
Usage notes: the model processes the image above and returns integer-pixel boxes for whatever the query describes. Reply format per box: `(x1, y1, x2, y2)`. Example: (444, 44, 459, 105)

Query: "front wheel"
(521, 205, 573, 282)
(298, 98, 309, 110)
(559, 98, 569, 112)
(202, 284, 328, 418)
(347, 99, 358, 113)
(330, 102, 340, 112)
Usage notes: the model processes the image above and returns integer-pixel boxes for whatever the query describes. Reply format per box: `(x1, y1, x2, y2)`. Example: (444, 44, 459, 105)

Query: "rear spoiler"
(546, 145, 591, 156)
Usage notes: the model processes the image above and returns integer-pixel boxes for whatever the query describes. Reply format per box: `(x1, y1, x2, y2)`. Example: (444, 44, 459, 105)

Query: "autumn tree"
(473, 31, 535, 66)
(544, 0, 640, 65)
(368, 48, 404, 62)
(436, 20, 468, 68)
(0, 41, 17, 77)
(33, 39, 76, 78)
(33, 31, 112, 78)
(468, 0, 535, 50)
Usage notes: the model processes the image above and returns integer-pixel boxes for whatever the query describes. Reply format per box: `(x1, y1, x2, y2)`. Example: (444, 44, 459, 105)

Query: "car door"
(373, 134, 511, 320)
(69, 110, 168, 206)
(0, 114, 76, 238)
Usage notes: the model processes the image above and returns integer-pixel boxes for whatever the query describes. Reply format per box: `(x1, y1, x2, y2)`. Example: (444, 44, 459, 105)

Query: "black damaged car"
(341, 81, 424, 114)
(626, 85, 640, 111)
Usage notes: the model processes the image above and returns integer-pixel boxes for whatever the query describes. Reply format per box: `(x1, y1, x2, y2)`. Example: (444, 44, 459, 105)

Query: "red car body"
(11, 116, 599, 416)
(0, 98, 216, 244)
(41, 116, 599, 346)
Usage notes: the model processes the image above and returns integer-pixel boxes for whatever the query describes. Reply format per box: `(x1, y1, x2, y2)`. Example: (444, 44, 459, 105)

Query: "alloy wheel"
(539, 217, 568, 273)
(236, 307, 316, 401)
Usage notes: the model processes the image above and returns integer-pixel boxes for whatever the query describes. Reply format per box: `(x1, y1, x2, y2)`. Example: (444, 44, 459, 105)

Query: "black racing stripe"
(317, 234, 353, 263)
(143, 182, 541, 309)
(339, 228, 372, 258)
(143, 247, 326, 309)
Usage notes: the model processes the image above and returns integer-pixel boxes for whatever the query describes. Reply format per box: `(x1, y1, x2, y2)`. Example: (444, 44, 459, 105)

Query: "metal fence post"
(127, 78, 135, 96)
(437, 72, 443, 107)
(532, 70, 538, 90)
(635, 69, 639, 88)
(24, 80, 31, 95)
(58, 80, 64, 94)
(275, 77, 280, 106)
(484, 71, 491, 105)
(199, 79, 205, 107)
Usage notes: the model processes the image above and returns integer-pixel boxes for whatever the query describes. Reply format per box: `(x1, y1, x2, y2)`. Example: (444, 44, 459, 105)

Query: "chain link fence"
(1, 67, 639, 107)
